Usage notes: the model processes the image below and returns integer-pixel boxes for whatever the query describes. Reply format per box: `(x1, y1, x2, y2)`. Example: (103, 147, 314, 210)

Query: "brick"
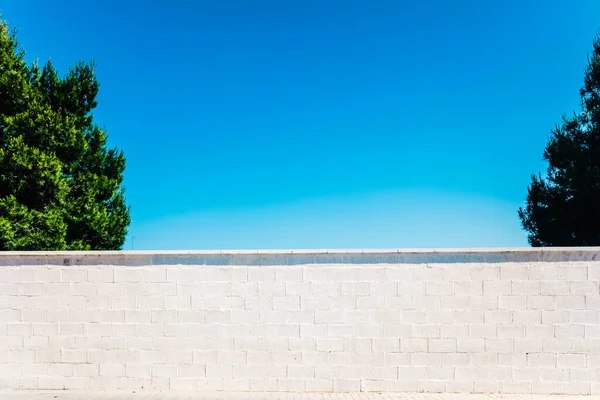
(9, 268, 34, 281)
(99, 363, 125, 377)
(412, 353, 441, 366)
(46, 309, 69, 322)
(530, 265, 558, 280)
(426, 281, 453, 295)
(219, 266, 248, 282)
(414, 266, 444, 280)
(306, 378, 333, 392)
(148, 283, 176, 295)
(470, 296, 498, 310)
(73, 364, 100, 377)
(455, 281, 483, 295)
(340, 338, 370, 353)
(586, 324, 600, 338)
(358, 267, 386, 281)
(164, 323, 190, 337)
(514, 339, 542, 353)
(440, 296, 470, 309)
(152, 364, 178, 378)
(116, 377, 142, 390)
(512, 367, 540, 383)
(457, 338, 484, 352)
(541, 280, 570, 295)
(400, 310, 427, 323)
(513, 310, 541, 324)
(440, 324, 468, 338)
(275, 267, 302, 282)
(542, 310, 570, 324)
(512, 280, 540, 295)
(572, 310, 599, 324)
(371, 338, 399, 352)
(484, 280, 511, 295)
(555, 324, 585, 338)
(428, 339, 456, 353)
(454, 310, 484, 323)
(542, 338, 571, 353)
(0, 283, 18, 296)
(72, 310, 99, 322)
(446, 380, 474, 393)
(370, 309, 400, 324)
(485, 338, 513, 353)
(501, 265, 530, 280)
(559, 265, 587, 281)
(399, 282, 426, 296)
(288, 365, 314, 379)
(285, 282, 311, 296)
(427, 366, 454, 380)
(316, 338, 344, 352)
(59, 323, 84, 336)
(482, 369, 509, 385)
(471, 265, 500, 280)
(273, 296, 300, 310)
(384, 323, 412, 338)
(417, 379, 446, 393)
(357, 296, 384, 310)
(327, 324, 353, 338)
(8, 349, 34, 363)
(151, 310, 177, 323)
(171, 377, 198, 390)
(485, 310, 512, 324)
(400, 339, 428, 353)
(87, 323, 111, 336)
(101, 337, 126, 350)
(527, 295, 556, 310)
(387, 266, 415, 281)
(526, 325, 554, 338)
(88, 267, 114, 282)
(412, 324, 440, 338)
(385, 295, 413, 310)
(471, 352, 498, 366)
(140, 268, 166, 282)
(474, 380, 501, 393)
(497, 325, 524, 340)
(469, 324, 496, 338)
(38, 376, 65, 389)
(33, 296, 58, 310)
(586, 294, 600, 309)
(22, 310, 45, 323)
(35, 267, 61, 282)
(248, 266, 275, 281)
(527, 353, 556, 367)
(499, 295, 526, 310)
(563, 382, 592, 395)
(532, 382, 564, 395)
(334, 379, 361, 392)
(124, 310, 150, 323)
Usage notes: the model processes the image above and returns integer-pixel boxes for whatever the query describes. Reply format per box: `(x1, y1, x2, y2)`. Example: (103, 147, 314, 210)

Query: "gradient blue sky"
(2, 1, 599, 249)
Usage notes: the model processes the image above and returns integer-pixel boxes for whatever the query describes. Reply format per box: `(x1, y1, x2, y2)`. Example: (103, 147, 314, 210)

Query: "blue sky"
(2, 1, 599, 249)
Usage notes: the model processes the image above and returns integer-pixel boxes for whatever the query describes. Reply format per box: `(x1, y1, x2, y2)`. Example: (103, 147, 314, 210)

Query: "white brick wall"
(1, 249, 600, 394)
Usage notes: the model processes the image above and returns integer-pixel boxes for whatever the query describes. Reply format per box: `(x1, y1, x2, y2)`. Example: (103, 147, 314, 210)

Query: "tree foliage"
(0, 18, 130, 250)
(519, 33, 600, 246)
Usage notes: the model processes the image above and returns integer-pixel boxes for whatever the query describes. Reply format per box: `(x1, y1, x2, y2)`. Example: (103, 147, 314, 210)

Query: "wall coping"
(0, 248, 599, 265)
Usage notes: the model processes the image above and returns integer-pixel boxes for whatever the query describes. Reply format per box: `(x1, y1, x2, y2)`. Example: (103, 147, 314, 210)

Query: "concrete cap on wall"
(0, 248, 599, 266)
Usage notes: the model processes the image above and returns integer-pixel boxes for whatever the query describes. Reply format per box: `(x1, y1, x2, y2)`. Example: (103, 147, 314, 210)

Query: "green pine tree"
(0, 18, 130, 250)
(519, 32, 600, 246)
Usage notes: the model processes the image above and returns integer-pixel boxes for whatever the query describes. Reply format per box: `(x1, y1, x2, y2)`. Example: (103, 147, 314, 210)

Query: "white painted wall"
(0, 250, 599, 394)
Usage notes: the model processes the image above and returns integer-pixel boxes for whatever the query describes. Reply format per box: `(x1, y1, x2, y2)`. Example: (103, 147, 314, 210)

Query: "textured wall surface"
(0, 249, 599, 394)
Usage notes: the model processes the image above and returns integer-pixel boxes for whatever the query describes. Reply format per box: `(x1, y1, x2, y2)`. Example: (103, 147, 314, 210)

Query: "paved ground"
(1, 392, 599, 400)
